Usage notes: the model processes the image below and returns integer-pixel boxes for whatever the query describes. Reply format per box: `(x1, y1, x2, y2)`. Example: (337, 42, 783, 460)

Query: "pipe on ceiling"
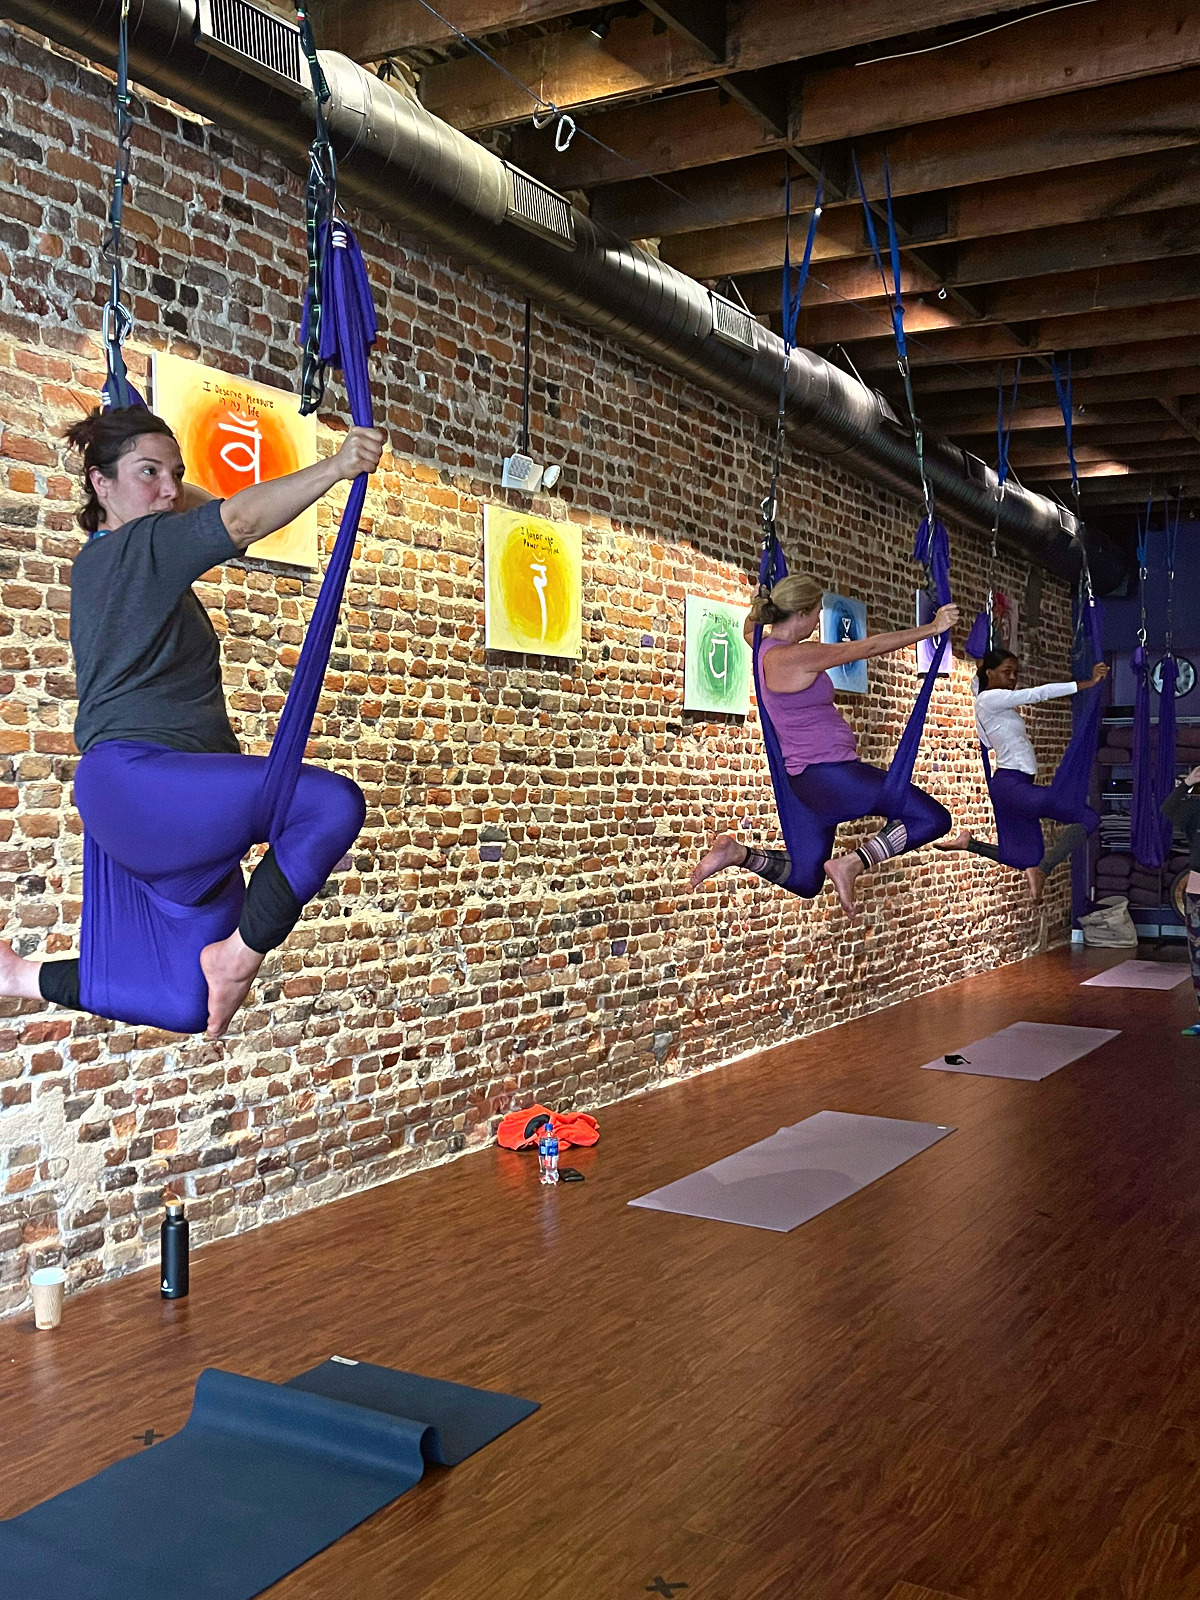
(2, 0, 1127, 591)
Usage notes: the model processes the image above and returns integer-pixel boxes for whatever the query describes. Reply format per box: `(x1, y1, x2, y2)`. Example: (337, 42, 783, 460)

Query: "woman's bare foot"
(824, 853, 864, 920)
(0, 940, 45, 1001)
(933, 830, 973, 853)
(199, 931, 265, 1039)
(1024, 866, 1046, 904)
(689, 834, 747, 889)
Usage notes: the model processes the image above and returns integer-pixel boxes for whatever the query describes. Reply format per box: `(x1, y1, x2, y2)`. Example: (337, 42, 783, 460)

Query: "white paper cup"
(30, 1267, 66, 1330)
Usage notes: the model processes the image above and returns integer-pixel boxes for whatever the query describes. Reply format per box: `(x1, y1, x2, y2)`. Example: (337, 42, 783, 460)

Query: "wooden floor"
(4, 947, 1200, 1600)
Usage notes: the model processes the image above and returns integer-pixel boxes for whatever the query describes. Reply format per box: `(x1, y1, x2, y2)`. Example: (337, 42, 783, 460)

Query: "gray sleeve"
(130, 498, 236, 602)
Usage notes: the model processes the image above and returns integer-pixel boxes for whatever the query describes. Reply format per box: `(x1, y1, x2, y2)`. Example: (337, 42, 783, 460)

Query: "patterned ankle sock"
(855, 819, 908, 871)
(742, 847, 792, 887)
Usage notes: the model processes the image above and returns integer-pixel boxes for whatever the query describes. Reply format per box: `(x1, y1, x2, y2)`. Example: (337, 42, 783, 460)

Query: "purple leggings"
(43, 741, 364, 1033)
(989, 767, 1099, 871)
(784, 758, 951, 898)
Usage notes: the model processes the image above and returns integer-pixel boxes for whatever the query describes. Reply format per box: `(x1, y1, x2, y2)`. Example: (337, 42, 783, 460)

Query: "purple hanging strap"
(259, 223, 377, 835)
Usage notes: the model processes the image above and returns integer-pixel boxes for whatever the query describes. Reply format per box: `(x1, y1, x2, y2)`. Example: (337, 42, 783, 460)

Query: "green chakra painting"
(684, 594, 751, 716)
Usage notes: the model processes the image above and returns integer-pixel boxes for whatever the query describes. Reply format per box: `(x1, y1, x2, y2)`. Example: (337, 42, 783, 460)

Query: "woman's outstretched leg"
(690, 837, 792, 889)
(790, 761, 950, 919)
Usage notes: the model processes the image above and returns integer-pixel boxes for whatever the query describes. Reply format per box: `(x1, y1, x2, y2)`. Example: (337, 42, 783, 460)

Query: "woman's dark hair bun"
(64, 405, 176, 534)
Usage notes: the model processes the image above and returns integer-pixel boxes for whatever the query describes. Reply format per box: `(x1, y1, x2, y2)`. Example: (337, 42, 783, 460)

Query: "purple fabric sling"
(753, 518, 951, 898)
(979, 597, 1104, 870)
(79, 225, 377, 1031)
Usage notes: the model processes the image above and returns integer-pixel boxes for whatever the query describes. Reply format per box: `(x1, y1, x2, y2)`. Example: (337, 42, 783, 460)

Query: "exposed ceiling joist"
(318, 0, 579, 58)
(641, 0, 726, 62)
(933, 398, 1186, 434)
(526, 62, 1200, 203)
(1009, 438, 1200, 468)
(796, 0, 1200, 145)
(917, 368, 1200, 419)
(843, 300, 1200, 370)
(796, 260, 1200, 350)
(663, 159, 1200, 279)
(408, 1, 1055, 128)
(908, 336, 1200, 392)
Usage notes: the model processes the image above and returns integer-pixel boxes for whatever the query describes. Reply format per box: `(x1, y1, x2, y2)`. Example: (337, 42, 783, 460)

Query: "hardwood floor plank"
(3, 948, 1199, 1598)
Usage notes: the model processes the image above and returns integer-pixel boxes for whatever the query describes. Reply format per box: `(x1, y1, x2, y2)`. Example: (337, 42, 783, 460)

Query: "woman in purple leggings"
(0, 405, 384, 1037)
(690, 574, 958, 918)
(933, 647, 1109, 903)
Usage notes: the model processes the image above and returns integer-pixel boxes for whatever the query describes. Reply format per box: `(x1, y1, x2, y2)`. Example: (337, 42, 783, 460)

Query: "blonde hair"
(744, 573, 825, 644)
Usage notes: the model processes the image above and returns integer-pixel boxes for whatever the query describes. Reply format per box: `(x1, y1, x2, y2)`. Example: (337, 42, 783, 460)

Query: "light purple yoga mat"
(628, 1111, 954, 1233)
(922, 1020, 1120, 1081)
(1081, 960, 1193, 991)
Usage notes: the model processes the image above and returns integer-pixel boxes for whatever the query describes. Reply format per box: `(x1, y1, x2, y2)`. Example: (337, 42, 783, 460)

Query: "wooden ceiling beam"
(1031, 453, 1200, 480)
(670, 170, 1200, 281)
(796, 0, 1200, 146)
(512, 88, 781, 191)
(931, 399, 1183, 434)
(952, 421, 1193, 450)
(413, 2, 1052, 129)
(735, 209, 1200, 316)
(798, 263, 1200, 356)
(318, 0, 579, 59)
(1029, 468, 1200, 500)
(1006, 438, 1200, 469)
(542, 59, 1200, 201)
(641, 0, 727, 63)
(908, 336, 1200, 393)
(603, 136, 1200, 247)
(322, 0, 1044, 62)
(1159, 396, 1200, 448)
(916, 368, 1200, 423)
(842, 300, 1200, 371)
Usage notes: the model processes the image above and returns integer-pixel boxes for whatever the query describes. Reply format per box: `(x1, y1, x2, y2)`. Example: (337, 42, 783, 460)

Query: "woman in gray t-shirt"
(0, 404, 383, 1037)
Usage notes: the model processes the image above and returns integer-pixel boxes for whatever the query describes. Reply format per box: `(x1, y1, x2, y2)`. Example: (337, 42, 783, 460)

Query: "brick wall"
(0, 24, 1078, 1314)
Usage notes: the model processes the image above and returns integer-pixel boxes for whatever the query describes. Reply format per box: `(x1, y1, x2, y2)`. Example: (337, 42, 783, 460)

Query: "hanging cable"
(760, 158, 822, 571)
(100, 0, 142, 410)
(519, 298, 532, 455)
(850, 151, 933, 533)
(297, 6, 338, 417)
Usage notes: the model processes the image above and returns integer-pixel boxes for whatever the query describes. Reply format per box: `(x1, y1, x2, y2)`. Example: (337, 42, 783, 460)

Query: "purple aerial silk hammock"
(979, 597, 1104, 870)
(753, 518, 951, 898)
(1130, 499, 1179, 870)
(79, 225, 377, 1031)
(1131, 648, 1177, 869)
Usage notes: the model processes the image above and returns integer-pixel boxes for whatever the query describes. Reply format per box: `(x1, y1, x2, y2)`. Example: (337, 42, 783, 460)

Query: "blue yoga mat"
(0, 1359, 538, 1600)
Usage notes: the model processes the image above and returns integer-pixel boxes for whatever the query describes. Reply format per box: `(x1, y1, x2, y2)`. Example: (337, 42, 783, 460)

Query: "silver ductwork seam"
(2, 0, 1126, 590)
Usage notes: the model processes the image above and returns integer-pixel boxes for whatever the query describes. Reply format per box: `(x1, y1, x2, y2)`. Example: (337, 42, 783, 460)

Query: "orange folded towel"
(496, 1104, 600, 1150)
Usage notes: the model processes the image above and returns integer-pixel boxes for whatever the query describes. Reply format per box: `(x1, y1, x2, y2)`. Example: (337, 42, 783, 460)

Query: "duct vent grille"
(1058, 504, 1079, 534)
(875, 391, 902, 428)
(505, 168, 576, 248)
(709, 292, 757, 351)
(195, 0, 304, 96)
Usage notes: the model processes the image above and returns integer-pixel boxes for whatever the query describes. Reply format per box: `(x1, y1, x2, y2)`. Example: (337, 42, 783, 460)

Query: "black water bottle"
(160, 1200, 189, 1299)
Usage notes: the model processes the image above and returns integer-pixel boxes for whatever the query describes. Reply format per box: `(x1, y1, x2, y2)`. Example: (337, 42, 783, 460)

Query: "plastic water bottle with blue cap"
(537, 1120, 559, 1184)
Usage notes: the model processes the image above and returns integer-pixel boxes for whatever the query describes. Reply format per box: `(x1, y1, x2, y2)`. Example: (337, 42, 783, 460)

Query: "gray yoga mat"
(628, 1111, 954, 1233)
(1082, 960, 1193, 991)
(922, 1020, 1120, 1081)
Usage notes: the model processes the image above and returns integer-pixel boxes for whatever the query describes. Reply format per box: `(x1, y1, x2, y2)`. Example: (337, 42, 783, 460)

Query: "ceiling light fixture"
(589, 16, 611, 39)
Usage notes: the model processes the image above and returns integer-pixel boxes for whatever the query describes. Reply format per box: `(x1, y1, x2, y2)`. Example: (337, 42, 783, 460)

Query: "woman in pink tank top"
(690, 573, 958, 916)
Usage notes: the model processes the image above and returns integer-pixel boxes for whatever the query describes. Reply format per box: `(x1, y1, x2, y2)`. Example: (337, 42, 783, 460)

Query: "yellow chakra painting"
(484, 505, 583, 659)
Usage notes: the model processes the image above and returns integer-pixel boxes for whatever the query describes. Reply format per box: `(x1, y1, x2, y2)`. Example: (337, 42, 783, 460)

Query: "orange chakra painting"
(152, 351, 319, 566)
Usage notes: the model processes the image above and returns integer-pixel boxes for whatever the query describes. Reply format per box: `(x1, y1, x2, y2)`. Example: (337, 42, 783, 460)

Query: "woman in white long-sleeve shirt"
(935, 648, 1109, 901)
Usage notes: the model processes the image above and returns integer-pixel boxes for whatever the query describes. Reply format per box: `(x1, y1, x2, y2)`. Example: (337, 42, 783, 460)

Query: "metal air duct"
(3, 0, 1126, 590)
